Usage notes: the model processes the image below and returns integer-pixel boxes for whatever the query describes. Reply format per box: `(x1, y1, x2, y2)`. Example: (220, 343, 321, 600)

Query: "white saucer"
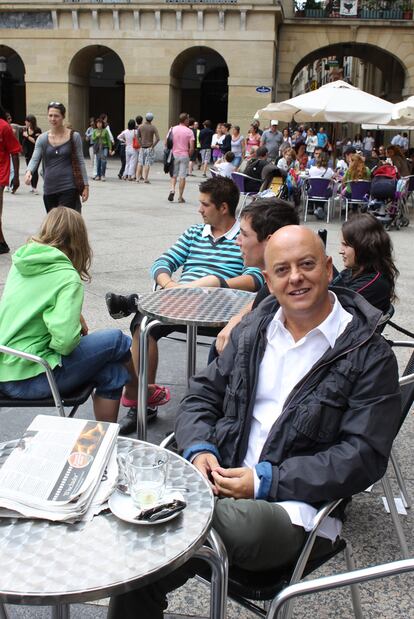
(108, 490, 185, 525)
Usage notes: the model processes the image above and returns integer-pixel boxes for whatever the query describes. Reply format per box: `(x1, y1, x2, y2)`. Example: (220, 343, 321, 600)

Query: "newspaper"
(0, 415, 119, 522)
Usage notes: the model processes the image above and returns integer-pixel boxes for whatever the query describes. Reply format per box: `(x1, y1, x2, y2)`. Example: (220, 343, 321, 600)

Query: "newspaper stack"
(0, 415, 119, 523)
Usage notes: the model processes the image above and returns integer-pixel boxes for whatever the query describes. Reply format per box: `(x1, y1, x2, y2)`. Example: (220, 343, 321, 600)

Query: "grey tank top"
(43, 140, 76, 195)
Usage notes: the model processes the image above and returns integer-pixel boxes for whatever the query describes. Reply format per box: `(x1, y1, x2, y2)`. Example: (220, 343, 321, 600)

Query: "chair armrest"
(160, 432, 175, 449)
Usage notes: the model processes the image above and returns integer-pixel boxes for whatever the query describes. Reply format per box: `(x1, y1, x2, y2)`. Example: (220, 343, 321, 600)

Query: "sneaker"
(0, 241, 10, 255)
(314, 206, 325, 221)
(118, 407, 158, 436)
(105, 292, 139, 319)
(168, 191, 174, 202)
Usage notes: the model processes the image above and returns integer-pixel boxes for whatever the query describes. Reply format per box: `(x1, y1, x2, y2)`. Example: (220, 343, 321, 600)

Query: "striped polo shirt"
(151, 221, 264, 290)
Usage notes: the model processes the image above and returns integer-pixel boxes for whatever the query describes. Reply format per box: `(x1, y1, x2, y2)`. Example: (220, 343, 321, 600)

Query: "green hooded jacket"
(0, 242, 83, 382)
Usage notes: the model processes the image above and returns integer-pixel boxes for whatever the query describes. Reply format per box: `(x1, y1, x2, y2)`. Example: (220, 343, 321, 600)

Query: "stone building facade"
(1, 1, 414, 137)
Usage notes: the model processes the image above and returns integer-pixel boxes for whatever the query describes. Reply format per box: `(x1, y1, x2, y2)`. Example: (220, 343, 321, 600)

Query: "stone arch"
(68, 45, 125, 137)
(277, 24, 413, 101)
(291, 42, 406, 102)
(0, 45, 26, 122)
(169, 46, 229, 126)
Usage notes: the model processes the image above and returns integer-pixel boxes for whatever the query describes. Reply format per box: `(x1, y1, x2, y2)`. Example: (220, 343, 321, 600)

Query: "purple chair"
(231, 172, 262, 212)
(304, 178, 333, 223)
(210, 168, 219, 178)
(343, 180, 371, 221)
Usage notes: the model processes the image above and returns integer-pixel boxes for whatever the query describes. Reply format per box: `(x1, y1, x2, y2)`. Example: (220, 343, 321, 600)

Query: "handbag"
(70, 130, 85, 196)
(132, 130, 140, 150)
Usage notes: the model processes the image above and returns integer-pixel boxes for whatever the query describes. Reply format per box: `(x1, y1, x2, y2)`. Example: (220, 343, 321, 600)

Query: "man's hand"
(193, 453, 220, 495)
(216, 315, 242, 354)
(179, 275, 221, 289)
(11, 177, 20, 194)
(80, 314, 89, 336)
(81, 186, 89, 203)
(211, 466, 254, 499)
(24, 171, 32, 186)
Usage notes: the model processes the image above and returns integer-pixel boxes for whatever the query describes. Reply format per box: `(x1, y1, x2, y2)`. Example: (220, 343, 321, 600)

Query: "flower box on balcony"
(304, 8, 326, 17)
(403, 10, 413, 19)
(382, 9, 403, 18)
(360, 9, 382, 18)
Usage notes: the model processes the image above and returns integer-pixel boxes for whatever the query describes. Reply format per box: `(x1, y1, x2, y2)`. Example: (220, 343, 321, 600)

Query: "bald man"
(109, 226, 401, 619)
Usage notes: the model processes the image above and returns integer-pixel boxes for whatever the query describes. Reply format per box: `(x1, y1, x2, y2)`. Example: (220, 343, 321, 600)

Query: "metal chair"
(231, 172, 262, 212)
(159, 434, 362, 619)
(271, 557, 414, 619)
(210, 168, 219, 177)
(303, 177, 334, 223)
(377, 342, 414, 558)
(0, 345, 94, 418)
(343, 180, 372, 220)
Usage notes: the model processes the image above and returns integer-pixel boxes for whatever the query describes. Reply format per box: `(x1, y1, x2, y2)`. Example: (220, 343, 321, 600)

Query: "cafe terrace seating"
(0, 344, 94, 418)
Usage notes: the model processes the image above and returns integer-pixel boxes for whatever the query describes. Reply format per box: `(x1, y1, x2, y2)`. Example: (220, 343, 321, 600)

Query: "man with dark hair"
(244, 146, 270, 192)
(109, 225, 401, 619)
(166, 112, 195, 203)
(0, 105, 21, 254)
(107, 176, 264, 434)
(215, 197, 299, 353)
(199, 120, 214, 177)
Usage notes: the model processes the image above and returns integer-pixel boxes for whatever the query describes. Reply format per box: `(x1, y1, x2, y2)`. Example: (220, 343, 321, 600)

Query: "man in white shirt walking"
(108, 226, 401, 619)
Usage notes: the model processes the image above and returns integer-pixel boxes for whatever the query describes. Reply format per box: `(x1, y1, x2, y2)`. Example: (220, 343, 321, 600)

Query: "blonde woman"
(342, 153, 371, 197)
(0, 207, 137, 423)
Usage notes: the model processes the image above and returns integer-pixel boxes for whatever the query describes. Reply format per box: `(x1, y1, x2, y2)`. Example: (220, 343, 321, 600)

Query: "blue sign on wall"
(256, 86, 272, 94)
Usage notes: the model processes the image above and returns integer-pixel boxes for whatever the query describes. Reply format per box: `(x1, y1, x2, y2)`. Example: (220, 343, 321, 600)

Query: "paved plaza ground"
(0, 160, 413, 618)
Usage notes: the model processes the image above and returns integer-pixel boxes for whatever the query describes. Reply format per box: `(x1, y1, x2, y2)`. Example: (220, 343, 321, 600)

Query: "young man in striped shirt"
(107, 176, 264, 435)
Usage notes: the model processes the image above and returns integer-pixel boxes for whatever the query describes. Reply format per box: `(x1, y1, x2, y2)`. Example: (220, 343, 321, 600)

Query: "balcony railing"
(293, 1, 414, 20)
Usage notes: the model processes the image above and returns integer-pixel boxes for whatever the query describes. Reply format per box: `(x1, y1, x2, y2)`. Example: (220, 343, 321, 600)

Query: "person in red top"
(0, 105, 21, 254)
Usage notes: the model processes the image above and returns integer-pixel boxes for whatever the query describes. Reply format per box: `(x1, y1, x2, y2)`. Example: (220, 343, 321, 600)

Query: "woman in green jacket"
(92, 118, 112, 181)
(0, 207, 137, 422)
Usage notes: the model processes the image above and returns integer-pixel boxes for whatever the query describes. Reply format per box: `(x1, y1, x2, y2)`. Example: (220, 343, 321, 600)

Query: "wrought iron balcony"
(293, 1, 413, 20)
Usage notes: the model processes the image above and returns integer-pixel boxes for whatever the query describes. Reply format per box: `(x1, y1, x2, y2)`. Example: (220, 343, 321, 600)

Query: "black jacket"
(176, 288, 401, 507)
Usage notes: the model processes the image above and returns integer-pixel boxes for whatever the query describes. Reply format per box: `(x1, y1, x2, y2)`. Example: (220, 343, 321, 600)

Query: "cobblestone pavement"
(1, 161, 413, 618)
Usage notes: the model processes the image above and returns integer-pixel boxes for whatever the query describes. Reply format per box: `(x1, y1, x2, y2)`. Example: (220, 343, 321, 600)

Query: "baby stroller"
(367, 164, 408, 230)
(258, 165, 289, 201)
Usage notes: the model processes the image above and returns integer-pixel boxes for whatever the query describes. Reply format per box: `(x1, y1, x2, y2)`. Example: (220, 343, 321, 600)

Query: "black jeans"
(43, 188, 82, 213)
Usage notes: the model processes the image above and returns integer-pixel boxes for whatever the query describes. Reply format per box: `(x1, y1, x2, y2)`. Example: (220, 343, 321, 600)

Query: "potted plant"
(304, 0, 326, 18)
(403, 2, 413, 19)
(360, 0, 381, 19)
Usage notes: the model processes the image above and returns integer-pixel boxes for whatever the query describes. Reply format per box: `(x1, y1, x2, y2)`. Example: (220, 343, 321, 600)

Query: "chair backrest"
(399, 351, 414, 431)
(306, 177, 332, 199)
(231, 172, 261, 193)
(401, 174, 414, 192)
(349, 180, 371, 201)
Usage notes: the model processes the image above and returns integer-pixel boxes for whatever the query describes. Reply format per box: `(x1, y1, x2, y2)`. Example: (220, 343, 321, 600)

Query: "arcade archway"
(170, 47, 229, 126)
(291, 42, 406, 102)
(0, 46, 26, 122)
(68, 46, 125, 137)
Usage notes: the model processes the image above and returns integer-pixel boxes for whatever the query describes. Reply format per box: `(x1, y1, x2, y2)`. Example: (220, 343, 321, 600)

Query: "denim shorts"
(0, 329, 132, 401)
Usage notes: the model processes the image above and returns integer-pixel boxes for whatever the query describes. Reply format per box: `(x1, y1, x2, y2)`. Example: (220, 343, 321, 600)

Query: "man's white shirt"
(243, 292, 353, 540)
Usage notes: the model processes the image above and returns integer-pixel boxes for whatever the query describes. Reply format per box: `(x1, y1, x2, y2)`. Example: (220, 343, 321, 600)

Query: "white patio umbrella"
(254, 81, 394, 124)
(391, 96, 414, 126)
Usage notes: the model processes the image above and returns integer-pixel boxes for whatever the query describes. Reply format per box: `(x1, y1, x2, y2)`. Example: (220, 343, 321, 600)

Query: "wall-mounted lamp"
(94, 56, 104, 74)
(0, 56, 7, 74)
(196, 57, 206, 79)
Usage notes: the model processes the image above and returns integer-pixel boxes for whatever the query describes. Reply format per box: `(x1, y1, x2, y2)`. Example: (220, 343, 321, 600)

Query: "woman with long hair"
(230, 125, 245, 168)
(341, 153, 371, 197)
(245, 123, 261, 157)
(25, 102, 89, 212)
(118, 119, 139, 180)
(333, 213, 398, 313)
(386, 144, 411, 177)
(0, 207, 137, 422)
(92, 117, 112, 181)
(22, 114, 42, 194)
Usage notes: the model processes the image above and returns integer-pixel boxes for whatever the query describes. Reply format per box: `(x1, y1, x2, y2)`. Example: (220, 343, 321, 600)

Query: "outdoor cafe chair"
(303, 177, 334, 223)
(342, 180, 372, 221)
(270, 557, 414, 619)
(0, 345, 94, 418)
(231, 171, 262, 213)
(376, 340, 414, 558)
(159, 433, 363, 619)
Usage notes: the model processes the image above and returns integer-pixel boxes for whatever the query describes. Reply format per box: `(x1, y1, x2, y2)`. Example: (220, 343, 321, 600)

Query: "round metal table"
(137, 287, 255, 440)
(0, 437, 227, 619)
